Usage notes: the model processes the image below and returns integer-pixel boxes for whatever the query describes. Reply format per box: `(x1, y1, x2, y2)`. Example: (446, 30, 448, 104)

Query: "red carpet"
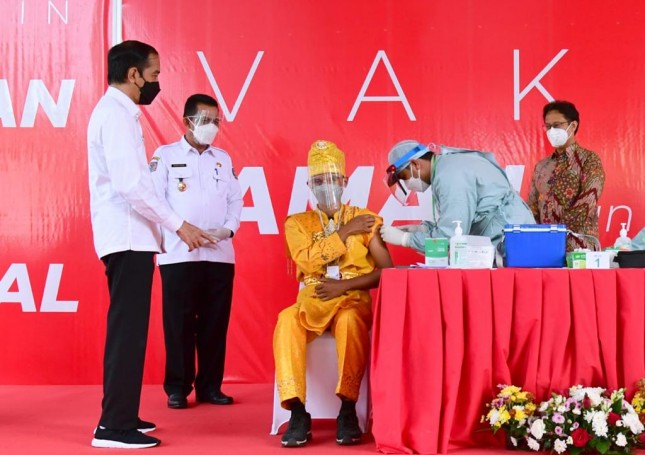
(0, 383, 522, 454)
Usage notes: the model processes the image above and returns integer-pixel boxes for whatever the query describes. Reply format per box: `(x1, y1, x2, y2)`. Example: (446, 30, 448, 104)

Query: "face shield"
(307, 164, 346, 213)
(186, 109, 221, 145)
(384, 165, 412, 205)
(384, 143, 432, 205)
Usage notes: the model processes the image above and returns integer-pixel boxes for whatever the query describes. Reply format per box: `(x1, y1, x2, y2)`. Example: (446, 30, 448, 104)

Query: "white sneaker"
(91, 428, 160, 449)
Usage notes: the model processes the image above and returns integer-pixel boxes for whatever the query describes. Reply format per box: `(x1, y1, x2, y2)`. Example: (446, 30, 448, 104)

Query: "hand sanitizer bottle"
(613, 223, 632, 251)
(449, 220, 468, 267)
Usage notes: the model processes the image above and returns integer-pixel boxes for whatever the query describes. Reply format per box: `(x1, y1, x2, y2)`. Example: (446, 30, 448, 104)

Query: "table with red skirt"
(370, 268, 645, 454)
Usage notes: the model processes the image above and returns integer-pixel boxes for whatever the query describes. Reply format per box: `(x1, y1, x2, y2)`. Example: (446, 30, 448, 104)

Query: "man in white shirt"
(87, 41, 212, 449)
(150, 94, 243, 410)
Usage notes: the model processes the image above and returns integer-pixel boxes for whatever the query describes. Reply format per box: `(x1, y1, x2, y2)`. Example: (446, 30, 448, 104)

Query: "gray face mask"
(312, 183, 343, 211)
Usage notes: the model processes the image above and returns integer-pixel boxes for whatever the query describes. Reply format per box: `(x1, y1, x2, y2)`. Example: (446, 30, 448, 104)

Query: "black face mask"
(135, 77, 160, 105)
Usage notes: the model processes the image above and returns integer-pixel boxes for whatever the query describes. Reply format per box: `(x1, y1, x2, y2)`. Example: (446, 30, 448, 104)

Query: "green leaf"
(596, 439, 611, 454)
(570, 448, 582, 455)
(611, 398, 622, 414)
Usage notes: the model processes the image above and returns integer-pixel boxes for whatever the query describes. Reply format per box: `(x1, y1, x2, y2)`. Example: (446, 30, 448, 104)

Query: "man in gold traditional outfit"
(273, 140, 392, 447)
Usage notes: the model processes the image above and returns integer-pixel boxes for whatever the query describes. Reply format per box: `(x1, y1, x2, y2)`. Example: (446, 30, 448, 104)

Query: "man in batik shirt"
(273, 140, 392, 448)
(528, 100, 605, 251)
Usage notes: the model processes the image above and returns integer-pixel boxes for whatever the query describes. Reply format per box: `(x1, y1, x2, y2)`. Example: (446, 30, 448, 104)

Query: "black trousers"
(99, 250, 155, 430)
(160, 261, 235, 397)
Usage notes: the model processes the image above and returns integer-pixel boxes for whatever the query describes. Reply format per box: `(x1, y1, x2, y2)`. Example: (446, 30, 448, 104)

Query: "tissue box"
(566, 251, 587, 269)
(464, 245, 495, 269)
(504, 224, 567, 268)
(452, 235, 495, 269)
(425, 238, 449, 267)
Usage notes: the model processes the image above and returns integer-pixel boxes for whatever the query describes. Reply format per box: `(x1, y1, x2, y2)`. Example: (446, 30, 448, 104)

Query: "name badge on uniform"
(326, 265, 341, 280)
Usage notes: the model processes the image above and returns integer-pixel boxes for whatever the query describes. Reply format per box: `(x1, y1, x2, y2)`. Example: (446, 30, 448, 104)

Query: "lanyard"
(317, 205, 344, 274)
(430, 154, 438, 222)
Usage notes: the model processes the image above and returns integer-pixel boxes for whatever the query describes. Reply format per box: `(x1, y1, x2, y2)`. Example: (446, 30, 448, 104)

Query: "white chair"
(270, 332, 370, 435)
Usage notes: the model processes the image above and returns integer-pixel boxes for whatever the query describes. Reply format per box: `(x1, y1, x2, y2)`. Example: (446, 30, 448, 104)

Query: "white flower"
(538, 402, 549, 412)
(570, 388, 586, 402)
(592, 412, 608, 437)
(527, 437, 540, 451)
(616, 420, 623, 427)
(488, 409, 500, 425)
(572, 407, 581, 415)
(556, 405, 566, 413)
(554, 439, 567, 454)
(571, 387, 605, 406)
(566, 436, 573, 445)
(622, 412, 645, 434)
(586, 388, 604, 406)
(615, 433, 628, 447)
(530, 419, 546, 440)
(510, 436, 517, 447)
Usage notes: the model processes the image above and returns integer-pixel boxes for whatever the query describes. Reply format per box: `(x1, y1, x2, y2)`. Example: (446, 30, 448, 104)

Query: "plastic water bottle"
(449, 220, 468, 267)
(613, 223, 632, 251)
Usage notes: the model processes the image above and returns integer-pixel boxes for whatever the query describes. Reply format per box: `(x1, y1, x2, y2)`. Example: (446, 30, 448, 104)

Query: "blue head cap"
(387, 140, 430, 172)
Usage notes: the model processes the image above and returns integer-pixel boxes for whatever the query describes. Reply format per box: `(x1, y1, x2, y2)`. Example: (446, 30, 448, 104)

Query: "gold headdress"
(307, 140, 345, 178)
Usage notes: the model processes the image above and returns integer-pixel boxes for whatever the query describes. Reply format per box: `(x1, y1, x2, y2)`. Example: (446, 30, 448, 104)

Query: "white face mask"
(312, 183, 343, 211)
(546, 124, 572, 148)
(192, 123, 218, 145)
(405, 166, 430, 193)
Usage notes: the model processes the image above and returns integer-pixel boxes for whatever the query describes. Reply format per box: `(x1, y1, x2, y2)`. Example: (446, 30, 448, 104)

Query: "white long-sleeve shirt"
(87, 87, 183, 258)
(150, 137, 243, 265)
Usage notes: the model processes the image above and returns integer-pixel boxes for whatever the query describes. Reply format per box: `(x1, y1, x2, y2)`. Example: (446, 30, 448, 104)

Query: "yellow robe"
(273, 205, 382, 407)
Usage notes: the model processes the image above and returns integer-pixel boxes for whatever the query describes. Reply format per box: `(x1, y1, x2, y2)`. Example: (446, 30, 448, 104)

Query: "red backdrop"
(1, 0, 643, 384)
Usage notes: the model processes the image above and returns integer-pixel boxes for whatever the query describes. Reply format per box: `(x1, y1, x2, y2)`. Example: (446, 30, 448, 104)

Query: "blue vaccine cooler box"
(504, 224, 567, 268)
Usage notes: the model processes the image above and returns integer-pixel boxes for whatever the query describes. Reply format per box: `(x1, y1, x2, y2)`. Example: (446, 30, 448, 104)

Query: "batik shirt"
(528, 142, 605, 251)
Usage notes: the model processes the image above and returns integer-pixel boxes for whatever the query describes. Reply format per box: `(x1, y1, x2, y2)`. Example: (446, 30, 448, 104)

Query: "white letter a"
(348, 50, 415, 121)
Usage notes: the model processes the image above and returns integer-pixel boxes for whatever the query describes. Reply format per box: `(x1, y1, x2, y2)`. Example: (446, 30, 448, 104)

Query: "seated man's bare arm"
(314, 233, 393, 301)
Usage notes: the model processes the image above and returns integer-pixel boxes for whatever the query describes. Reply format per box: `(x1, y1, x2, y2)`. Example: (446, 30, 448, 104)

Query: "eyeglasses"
(187, 116, 221, 127)
(542, 121, 569, 131)
(309, 174, 345, 186)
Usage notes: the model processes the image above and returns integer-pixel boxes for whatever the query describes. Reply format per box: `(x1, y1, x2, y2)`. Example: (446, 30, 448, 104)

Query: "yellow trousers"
(273, 302, 371, 409)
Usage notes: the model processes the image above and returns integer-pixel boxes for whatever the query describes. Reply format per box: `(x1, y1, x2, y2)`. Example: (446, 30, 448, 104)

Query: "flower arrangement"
(482, 385, 537, 447)
(632, 379, 645, 448)
(632, 379, 645, 422)
(483, 383, 645, 454)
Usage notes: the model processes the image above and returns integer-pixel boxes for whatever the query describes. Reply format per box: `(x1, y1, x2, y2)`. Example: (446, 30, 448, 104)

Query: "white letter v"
(197, 50, 264, 121)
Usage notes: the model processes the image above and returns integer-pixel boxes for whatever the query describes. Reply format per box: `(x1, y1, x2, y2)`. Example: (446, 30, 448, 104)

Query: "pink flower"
(571, 422, 579, 430)
(555, 426, 564, 436)
(552, 414, 565, 424)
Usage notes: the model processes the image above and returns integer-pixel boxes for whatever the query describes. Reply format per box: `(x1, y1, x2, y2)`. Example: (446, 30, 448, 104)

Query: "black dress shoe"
(196, 390, 234, 405)
(167, 393, 188, 409)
